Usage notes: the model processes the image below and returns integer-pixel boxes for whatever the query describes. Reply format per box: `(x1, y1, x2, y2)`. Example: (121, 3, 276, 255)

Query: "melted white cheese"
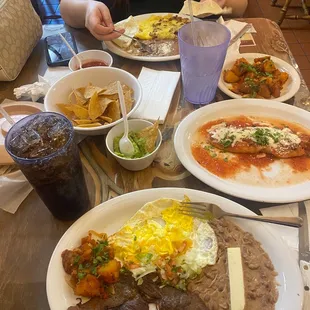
(208, 123, 301, 149)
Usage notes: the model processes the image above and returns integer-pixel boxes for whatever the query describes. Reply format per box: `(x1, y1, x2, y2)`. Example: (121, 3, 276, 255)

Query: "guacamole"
(113, 132, 149, 159)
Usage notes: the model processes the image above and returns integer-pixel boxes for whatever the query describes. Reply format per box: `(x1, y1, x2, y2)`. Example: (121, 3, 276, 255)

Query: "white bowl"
(106, 119, 162, 171)
(44, 67, 142, 135)
(68, 50, 113, 71)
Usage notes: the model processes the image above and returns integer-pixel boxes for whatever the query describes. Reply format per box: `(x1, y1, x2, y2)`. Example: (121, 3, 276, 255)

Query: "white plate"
(218, 53, 301, 102)
(104, 13, 190, 62)
(46, 188, 303, 310)
(174, 99, 310, 203)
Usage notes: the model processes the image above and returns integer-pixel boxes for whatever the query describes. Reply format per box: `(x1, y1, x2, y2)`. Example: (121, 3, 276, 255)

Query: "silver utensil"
(113, 30, 152, 54)
(298, 201, 310, 298)
(228, 24, 252, 47)
(179, 201, 303, 228)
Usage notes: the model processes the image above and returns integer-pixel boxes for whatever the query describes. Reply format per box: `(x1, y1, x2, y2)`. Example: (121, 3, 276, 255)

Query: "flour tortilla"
(112, 16, 139, 48)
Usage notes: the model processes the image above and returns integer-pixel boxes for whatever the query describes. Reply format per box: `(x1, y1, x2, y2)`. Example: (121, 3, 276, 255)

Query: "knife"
(298, 201, 310, 308)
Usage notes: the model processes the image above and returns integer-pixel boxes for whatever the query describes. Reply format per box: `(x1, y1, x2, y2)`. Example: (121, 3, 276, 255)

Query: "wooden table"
(0, 18, 309, 310)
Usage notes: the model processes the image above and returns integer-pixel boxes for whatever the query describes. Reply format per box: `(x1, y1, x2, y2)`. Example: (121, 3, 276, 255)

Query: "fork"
(179, 201, 303, 228)
(113, 30, 153, 54)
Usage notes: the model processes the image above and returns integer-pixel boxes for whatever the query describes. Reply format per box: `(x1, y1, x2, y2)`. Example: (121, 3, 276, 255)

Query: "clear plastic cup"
(178, 21, 231, 104)
(5, 112, 90, 221)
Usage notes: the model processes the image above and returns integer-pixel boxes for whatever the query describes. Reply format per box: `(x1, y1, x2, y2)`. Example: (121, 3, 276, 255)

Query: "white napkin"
(14, 75, 51, 102)
(44, 66, 71, 86)
(260, 201, 310, 262)
(131, 67, 180, 124)
(0, 170, 32, 214)
(180, 0, 232, 18)
(216, 17, 256, 57)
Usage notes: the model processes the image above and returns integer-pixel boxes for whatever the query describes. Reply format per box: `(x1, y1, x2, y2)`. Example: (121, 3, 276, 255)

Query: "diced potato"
(231, 58, 249, 76)
(257, 84, 271, 99)
(254, 56, 270, 63)
(223, 70, 240, 83)
(98, 259, 121, 283)
(263, 60, 276, 73)
(278, 72, 289, 85)
(271, 83, 281, 98)
(74, 274, 101, 297)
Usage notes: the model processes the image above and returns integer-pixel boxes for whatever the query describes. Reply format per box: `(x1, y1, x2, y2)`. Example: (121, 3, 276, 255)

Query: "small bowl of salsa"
(69, 50, 113, 71)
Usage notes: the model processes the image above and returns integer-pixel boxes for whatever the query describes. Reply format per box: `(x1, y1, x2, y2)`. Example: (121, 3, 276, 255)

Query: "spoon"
(59, 33, 83, 70)
(117, 81, 135, 156)
(0, 105, 16, 136)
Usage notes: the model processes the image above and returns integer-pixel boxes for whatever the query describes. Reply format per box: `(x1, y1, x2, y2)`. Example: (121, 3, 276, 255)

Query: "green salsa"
(113, 132, 149, 159)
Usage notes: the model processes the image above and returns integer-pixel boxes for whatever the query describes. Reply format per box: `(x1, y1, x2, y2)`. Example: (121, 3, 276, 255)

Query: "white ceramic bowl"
(106, 119, 162, 171)
(44, 67, 142, 135)
(68, 50, 113, 71)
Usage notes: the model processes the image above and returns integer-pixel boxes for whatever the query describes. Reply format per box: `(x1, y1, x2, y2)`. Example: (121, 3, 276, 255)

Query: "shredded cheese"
(208, 123, 301, 149)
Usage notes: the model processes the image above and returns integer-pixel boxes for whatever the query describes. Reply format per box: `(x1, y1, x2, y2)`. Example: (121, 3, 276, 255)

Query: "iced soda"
(5, 112, 90, 220)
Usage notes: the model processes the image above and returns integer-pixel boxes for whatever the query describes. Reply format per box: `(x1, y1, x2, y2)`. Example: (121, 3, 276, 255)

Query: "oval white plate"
(174, 99, 310, 203)
(46, 188, 303, 310)
(104, 13, 190, 62)
(218, 53, 301, 102)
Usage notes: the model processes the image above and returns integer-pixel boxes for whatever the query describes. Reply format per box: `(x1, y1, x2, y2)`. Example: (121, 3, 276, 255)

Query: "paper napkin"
(260, 201, 310, 262)
(180, 0, 232, 18)
(44, 66, 71, 86)
(131, 67, 180, 124)
(0, 170, 32, 214)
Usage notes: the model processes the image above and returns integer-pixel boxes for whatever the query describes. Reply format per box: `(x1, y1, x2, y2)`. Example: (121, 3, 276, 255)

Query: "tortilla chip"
(99, 115, 113, 123)
(73, 119, 93, 125)
(123, 85, 134, 113)
(56, 103, 75, 119)
(76, 87, 86, 95)
(84, 84, 104, 99)
(88, 92, 103, 120)
(77, 122, 102, 128)
(74, 89, 87, 106)
(102, 81, 118, 95)
(68, 104, 89, 119)
(137, 121, 159, 153)
(104, 100, 121, 122)
(98, 97, 113, 114)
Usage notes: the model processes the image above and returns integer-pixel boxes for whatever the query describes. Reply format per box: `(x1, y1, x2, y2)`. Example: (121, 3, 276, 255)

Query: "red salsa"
(75, 60, 108, 70)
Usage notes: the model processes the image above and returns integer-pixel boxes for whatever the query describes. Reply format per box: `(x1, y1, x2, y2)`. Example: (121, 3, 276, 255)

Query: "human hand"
(85, 1, 125, 41)
(200, 0, 226, 7)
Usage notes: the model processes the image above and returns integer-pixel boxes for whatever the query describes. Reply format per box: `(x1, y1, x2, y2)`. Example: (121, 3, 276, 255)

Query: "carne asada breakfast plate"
(174, 99, 310, 203)
(104, 13, 193, 62)
(46, 188, 303, 310)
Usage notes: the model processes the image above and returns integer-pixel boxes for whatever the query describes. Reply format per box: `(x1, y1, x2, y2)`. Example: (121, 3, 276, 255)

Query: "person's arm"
(59, 0, 124, 40)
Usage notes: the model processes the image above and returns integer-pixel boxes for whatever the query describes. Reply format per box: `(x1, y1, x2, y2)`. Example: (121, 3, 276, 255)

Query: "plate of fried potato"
(218, 53, 300, 102)
(44, 67, 142, 135)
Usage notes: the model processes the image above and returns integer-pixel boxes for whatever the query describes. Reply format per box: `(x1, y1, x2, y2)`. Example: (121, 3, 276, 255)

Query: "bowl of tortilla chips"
(106, 119, 162, 171)
(44, 67, 142, 135)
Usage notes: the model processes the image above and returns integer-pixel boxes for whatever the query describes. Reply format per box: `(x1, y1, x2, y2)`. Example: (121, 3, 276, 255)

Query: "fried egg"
(109, 197, 217, 289)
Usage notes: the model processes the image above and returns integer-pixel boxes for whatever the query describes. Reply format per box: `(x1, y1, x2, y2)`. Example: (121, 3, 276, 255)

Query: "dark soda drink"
(5, 112, 90, 220)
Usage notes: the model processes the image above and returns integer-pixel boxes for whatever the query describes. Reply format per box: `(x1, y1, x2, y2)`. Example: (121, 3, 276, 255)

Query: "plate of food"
(174, 99, 310, 203)
(218, 53, 300, 102)
(46, 188, 302, 310)
(104, 13, 190, 62)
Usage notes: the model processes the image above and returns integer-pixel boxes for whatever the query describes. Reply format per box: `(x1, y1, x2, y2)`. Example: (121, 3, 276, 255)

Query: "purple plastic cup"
(178, 21, 231, 104)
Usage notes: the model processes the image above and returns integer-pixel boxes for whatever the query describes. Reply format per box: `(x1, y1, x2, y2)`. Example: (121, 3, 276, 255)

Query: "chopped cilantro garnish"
(252, 128, 269, 146)
(78, 272, 86, 280)
(73, 255, 80, 265)
(92, 243, 104, 256)
(99, 240, 109, 246)
(90, 266, 98, 276)
(224, 157, 228, 162)
(78, 264, 83, 270)
(134, 235, 137, 241)
(136, 253, 153, 264)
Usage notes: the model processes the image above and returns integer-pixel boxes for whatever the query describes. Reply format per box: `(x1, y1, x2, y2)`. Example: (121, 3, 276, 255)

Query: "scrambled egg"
(109, 197, 217, 288)
(135, 14, 189, 40)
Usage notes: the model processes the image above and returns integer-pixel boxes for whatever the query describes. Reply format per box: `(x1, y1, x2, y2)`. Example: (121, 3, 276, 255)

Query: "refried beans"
(187, 218, 278, 310)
